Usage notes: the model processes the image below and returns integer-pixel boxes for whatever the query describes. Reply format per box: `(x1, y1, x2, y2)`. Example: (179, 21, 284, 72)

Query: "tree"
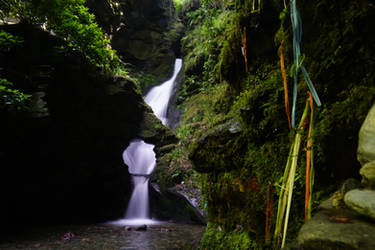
(1, 0, 119, 69)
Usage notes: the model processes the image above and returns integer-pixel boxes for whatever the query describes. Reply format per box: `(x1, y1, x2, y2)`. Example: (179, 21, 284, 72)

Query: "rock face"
(89, 0, 180, 85)
(0, 23, 175, 227)
(86, 0, 123, 36)
(358, 103, 375, 165)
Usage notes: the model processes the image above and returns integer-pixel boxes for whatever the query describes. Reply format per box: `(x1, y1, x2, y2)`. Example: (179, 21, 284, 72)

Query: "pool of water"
(0, 222, 206, 249)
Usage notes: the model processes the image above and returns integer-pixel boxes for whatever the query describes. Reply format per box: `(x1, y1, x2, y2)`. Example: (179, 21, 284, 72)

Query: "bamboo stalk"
(305, 92, 314, 220)
(274, 100, 309, 248)
(243, 27, 248, 72)
(308, 156, 314, 219)
(280, 40, 292, 130)
(281, 100, 309, 248)
(274, 144, 294, 245)
(265, 182, 271, 242)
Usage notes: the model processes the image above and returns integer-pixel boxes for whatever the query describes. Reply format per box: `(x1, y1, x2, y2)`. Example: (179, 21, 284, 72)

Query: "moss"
(201, 223, 258, 250)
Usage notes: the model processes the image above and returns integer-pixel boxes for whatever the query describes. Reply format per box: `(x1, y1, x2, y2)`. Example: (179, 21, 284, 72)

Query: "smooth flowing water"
(145, 59, 182, 126)
(111, 59, 182, 226)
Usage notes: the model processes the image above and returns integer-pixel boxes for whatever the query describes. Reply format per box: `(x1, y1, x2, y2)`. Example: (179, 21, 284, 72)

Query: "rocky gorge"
(0, 0, 196, 234)
(1, 0, 375, 249)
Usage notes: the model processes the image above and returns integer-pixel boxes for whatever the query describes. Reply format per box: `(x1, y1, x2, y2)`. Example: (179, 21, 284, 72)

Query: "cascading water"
(145, 58, 182, 126)
(109, 59, 182, 226)
(123, 139, 156, 219)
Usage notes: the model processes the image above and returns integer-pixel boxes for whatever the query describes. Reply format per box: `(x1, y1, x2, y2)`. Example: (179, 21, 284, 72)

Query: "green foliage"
(0, 30, 30, 111)
(1, 0, 119, 70)
(201, 223, 258, 249)
(0, 76, 30, 111)
(0, 30, 23, 51)
(173, 0, 190, 13)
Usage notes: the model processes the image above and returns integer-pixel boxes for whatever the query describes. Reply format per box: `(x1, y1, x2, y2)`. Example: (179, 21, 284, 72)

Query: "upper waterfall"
(144, 59, 182, 126)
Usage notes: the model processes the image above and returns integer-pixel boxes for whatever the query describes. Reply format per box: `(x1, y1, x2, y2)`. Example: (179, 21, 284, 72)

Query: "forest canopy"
(0, 0, 118, 68)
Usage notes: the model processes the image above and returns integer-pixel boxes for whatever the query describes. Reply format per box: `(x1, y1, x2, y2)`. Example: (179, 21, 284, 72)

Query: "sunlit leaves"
(1, 0, 118, 70)
(0, 76, 30, 111)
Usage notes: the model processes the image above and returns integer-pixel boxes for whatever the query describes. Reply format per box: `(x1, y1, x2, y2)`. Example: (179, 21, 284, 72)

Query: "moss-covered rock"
(189, 118, 242, 173)
(358, 103, 375, 165)
(360, 161, 375, 189)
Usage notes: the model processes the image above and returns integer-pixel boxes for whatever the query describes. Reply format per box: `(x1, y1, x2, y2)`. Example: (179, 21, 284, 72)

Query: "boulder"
(296, 207, 375, 250)
(360, 161, 375, 189)
(135, 225, 148, 231)
(358, 103, 375, 165)
(344, 189, 375, 220)
(139, 109, 178, 153)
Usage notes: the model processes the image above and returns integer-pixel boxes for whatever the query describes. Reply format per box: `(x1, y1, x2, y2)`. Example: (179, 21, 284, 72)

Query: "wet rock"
(296, 207, 375, 250)
(124, 226, 132, 231)
(360, 161, 375, 189)
(135, 225, 147, 231)
(150, 185, 206, 225)
(358, 103, 375, 165)
(139, 110, 178, 150)
(344, 189, 375, 220)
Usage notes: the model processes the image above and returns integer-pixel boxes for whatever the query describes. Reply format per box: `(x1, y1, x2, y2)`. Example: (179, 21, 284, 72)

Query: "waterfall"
(110, 59, 182, 226)
(145, 59, 182, 126)
(122, 139, 155, 219)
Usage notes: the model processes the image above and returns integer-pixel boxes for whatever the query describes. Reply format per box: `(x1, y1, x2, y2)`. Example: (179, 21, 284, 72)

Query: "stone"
(360, 161, 375, 189)
(135, 225, 147, 231)
(297, 207, 375, 249)
(344, 189, 375, 220)
(358, 103, 375, 165)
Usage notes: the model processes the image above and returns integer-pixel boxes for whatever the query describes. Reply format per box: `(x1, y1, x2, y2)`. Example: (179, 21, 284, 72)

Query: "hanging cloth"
(290, 0, 321, 128)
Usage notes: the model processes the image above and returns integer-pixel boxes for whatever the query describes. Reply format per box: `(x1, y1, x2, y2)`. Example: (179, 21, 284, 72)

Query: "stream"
(0, 223, 205, 249)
